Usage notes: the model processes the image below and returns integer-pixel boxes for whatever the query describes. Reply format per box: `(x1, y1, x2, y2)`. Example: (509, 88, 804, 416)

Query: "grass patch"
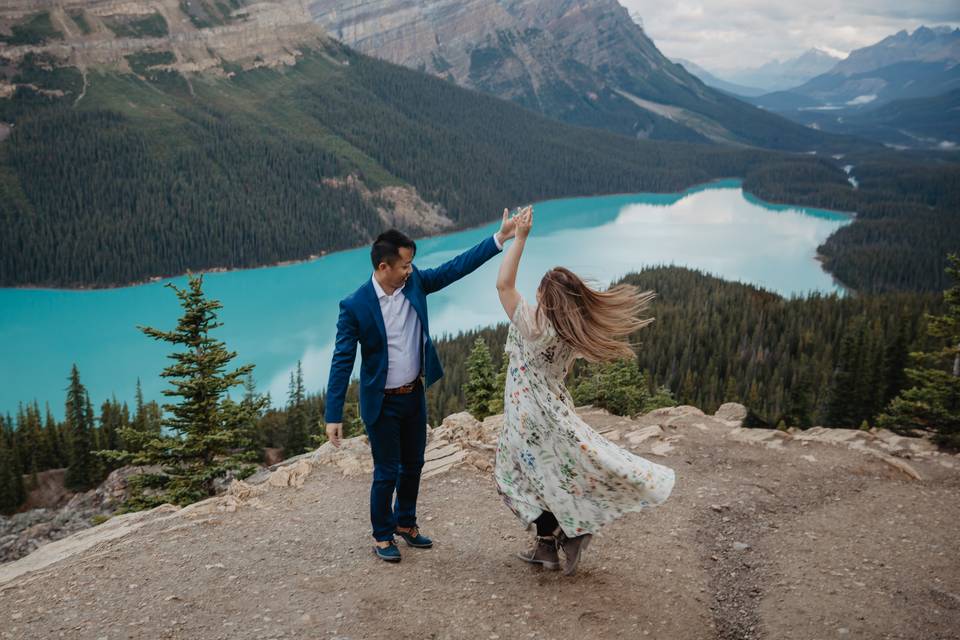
(67, 10, 93, 35)
(105, 13, 169, 38)
(0, 11, 63, 45)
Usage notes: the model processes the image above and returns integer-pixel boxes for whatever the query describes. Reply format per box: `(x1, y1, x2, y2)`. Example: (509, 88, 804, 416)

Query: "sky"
(621, 0, 960, 72)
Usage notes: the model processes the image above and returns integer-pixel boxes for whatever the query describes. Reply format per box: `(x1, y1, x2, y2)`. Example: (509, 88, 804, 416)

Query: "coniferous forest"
(3, 264, 952, 515)
(0, 43, 957, 292)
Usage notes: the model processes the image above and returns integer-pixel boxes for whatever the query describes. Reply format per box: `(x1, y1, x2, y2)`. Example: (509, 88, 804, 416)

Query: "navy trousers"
(364, 385, 427, 541)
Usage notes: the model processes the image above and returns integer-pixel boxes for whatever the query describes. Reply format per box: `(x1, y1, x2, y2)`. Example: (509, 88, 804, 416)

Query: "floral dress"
(494, 298, 676, 537)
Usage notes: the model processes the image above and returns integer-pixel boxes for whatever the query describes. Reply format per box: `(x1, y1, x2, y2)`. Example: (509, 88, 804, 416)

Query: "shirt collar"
(371, 274, 405, 300)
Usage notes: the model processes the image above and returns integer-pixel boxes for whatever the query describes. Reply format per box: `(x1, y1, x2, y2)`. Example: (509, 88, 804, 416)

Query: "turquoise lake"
(0, 180, 850, 418)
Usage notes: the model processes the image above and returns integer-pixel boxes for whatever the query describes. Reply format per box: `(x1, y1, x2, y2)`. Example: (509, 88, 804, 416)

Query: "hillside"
(1, 405, 958, 639)
(748, 26, 960, 146)
(306, 0, 851, 150)
(0, 2, 861, 289)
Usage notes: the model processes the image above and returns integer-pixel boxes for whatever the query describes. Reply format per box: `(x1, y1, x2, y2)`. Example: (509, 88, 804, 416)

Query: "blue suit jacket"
(325, 235, 502, 426)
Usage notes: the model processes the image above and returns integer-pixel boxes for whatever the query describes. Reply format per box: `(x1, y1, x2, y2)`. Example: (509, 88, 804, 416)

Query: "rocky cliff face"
(307, 0, 715, 138)
(0, 0, 327, 72)
(309, 0, 699, 100)
(305, 0, 832, 149)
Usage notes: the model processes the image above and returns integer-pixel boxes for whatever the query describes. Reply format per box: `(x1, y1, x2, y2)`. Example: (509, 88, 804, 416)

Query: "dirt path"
(1, 409, 959, 640)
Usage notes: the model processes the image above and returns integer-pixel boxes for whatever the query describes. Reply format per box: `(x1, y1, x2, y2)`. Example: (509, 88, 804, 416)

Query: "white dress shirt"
(373, 233, 503, 389)
(372, 273, 423, 389)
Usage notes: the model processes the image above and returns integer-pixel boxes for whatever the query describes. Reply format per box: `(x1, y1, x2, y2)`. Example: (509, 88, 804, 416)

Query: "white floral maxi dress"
(494, 298, 676, 538)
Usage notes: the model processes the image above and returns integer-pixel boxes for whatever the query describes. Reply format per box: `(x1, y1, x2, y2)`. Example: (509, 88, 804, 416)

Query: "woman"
(493, 205, 676, 576)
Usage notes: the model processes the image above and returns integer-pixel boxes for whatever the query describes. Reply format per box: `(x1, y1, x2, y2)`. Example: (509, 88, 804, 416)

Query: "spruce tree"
(284, 361, 309, 456)
(488, 358, 509, 416)
(96, 273, 261, 510)
(0, 415, 25, 512)
(64, 365, 96, 491)
(878, 255, 960, 449)
(465, 338, 496, 420)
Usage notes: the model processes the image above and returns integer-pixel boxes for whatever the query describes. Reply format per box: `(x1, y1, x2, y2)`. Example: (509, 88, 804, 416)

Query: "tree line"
(7, 44, 954, 293)
(3, 262, 957, 515)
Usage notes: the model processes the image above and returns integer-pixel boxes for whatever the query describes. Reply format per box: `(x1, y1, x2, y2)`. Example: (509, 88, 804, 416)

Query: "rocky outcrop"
(4, 402, 955, 585)
(0, 0, 329, 72)
(0, 465, 161, 564)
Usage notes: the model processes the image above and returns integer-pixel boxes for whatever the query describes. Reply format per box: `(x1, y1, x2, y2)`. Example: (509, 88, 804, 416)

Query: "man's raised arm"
(419, 208, 519, 294)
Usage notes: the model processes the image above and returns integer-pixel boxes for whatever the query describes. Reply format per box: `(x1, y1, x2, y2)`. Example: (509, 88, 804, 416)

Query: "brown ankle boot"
(560, 533, 592, 576)
(516, 535, 560, 570)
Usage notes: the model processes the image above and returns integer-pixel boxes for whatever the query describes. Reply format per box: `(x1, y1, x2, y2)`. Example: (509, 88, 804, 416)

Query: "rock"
(644, 406, 705, 419)
(714, 403, 748, 424)
(726, 428, 790, 449)
(649, 441, 675, 456)
(625, 425, 663, 446)
(732, 542, 751, 551)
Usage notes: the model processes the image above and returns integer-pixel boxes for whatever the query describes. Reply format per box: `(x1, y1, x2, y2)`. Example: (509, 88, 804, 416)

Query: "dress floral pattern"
(494, 298, 676, 537)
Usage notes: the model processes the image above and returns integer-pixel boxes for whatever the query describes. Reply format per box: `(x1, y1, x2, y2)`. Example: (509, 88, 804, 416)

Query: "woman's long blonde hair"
(537, 267, 655, 362)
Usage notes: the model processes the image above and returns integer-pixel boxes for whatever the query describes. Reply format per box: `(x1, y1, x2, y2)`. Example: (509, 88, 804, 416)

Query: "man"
(324, 210, 519, 562)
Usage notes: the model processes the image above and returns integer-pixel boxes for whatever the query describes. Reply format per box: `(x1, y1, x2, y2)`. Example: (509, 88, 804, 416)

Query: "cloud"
(621, 0, 960, 71)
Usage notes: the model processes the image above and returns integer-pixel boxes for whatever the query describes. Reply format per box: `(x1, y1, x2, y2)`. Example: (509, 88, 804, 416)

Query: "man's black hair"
(371, 229, 417, 269)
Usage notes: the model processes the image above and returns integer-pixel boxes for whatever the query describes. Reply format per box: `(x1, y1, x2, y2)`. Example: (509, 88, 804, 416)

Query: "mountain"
(788, 88, 960, 150)
(306, 0, 846, 150)
(723, 48, 841, 92)
(673, 58, 767, 97)
(749, 26, 960, 142)
(830, 25, 960, 76)
(0, 0, 856, 289)
(746, 27, 960, 147)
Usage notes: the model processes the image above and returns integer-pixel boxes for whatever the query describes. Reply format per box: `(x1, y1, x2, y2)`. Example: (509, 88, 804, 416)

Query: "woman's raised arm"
(496, 205, 533, 320)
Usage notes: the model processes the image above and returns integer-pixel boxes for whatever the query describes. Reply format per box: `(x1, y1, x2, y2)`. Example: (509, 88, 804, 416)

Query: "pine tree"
(285, 361, 309, 456)
(64, 365, 96, 491)
(878, 255, 960, 449)
(488, 358, 509, 416)
(464, 338, 496, 420)
(0, 430, 25, 514)
(96, 273, 261, 510)
(824, 319, 865, 427)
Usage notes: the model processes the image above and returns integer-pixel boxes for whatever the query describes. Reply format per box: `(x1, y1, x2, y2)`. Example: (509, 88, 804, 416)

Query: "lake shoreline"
(5, 178, 855, 293)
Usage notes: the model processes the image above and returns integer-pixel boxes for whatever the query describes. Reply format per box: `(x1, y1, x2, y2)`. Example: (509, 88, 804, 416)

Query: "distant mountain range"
(721, 49, 841, 93)
(672, 58, 767, 97)
(307, 0, 848, 151)
(747, 26, 960, 148)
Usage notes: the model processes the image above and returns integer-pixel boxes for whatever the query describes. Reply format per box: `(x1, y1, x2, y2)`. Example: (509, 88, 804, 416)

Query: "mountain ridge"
(305, 0, 847, 150)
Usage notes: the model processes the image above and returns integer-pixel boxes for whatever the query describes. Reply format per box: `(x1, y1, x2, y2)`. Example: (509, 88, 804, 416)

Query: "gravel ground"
(1, 416, 958, 640)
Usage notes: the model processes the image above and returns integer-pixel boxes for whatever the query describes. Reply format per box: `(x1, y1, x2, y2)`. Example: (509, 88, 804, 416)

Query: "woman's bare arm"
(496, 205, 533, 320)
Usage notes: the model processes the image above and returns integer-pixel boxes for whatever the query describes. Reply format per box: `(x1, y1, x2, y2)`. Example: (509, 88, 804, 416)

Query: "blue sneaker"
(395, 526, 433, 549)
(373, 540, 402, 562)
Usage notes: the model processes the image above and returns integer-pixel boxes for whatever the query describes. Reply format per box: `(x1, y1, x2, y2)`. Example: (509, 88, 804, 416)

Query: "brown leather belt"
(383, 377, 422, 395)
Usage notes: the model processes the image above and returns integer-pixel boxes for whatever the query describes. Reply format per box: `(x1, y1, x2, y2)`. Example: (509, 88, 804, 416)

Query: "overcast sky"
(621, 0, 960, 71)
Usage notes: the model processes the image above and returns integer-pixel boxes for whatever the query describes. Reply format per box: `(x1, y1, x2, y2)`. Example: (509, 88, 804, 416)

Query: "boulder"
(713, 403, 748, 424)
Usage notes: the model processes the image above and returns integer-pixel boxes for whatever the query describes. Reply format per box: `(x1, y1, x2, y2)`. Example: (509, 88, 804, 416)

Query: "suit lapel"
(362, 279, 387, 344)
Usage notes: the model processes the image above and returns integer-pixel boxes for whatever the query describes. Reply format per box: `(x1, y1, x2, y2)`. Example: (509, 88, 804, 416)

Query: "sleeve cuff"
(492, 232, 504, 251)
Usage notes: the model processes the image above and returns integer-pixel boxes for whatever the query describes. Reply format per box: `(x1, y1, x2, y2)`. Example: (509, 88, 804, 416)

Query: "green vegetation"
(179, 0, 240, 29)
(571, 360, 676, 416)
(879, 255, 960, 449)
(0, 40, 955, 293)
(3, 264, 955, 514)
(424, 266, 943, 426)
(67, 10, 92, 35)
(0, 12, 62, 46)
(0, 42, 862, 289)
(96, 274, 265, 510)
(104, 13, 169, 38)
(465, 338, 498, 420)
